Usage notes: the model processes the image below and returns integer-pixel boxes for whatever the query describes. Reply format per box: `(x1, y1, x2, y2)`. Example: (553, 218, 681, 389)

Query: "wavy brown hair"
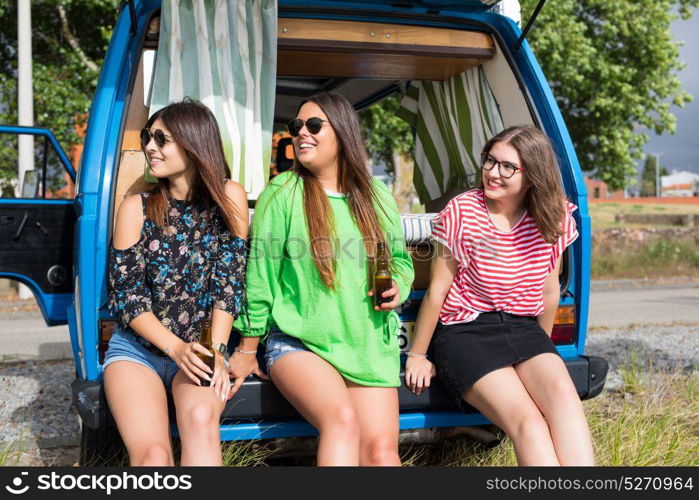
(480, 125, 566, 244)
(292, 93, 390, 288)
(142, 98, 241, 236)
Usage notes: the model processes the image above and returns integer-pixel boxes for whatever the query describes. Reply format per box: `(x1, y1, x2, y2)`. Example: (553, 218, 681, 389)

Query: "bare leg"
(515, 353, 595, 465)
(346, 383, 401, 466)
(464, 366, 560, 465)
(103, 361, 174, 466)
(270, 351, 359, 466)
(171, 370, 227, 466)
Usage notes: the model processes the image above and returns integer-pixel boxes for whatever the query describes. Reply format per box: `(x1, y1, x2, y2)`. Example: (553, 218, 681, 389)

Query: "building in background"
(584, 176, 627, 200)
(661, 170, 699, 197)
(493, 0, 521, 25)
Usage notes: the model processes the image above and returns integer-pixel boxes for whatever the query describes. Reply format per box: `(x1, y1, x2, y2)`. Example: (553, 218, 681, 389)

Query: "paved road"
(0, 317, 71, 362)
(0, 281, 698, 361)
(588, 284, 699, 329)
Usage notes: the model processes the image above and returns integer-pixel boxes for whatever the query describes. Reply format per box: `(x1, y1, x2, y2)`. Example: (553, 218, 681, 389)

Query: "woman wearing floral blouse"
(105, 99, 252, 466)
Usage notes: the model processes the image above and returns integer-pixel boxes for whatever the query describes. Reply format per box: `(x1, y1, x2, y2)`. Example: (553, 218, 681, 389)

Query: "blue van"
(0, 0, 607, 464)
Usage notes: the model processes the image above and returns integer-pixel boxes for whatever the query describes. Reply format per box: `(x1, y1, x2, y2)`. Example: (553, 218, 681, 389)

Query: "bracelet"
(406, 351, 428, 358)
(235, 347, 257, 355)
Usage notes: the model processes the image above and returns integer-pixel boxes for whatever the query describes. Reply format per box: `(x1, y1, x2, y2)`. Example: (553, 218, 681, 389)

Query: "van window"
(0, 131, 73, 200)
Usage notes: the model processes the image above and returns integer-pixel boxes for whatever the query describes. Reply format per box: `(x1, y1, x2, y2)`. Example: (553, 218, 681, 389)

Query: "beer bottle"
(374, 241, 393, 308)
(195, 316, 216, 387)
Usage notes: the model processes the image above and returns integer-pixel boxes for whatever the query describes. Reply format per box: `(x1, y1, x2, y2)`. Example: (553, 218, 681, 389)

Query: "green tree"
(0, 0, 117, 190)
(359, 95, 416, 210)
(640, 154, 669, 197)
(360, 95, 413, 169)
(519, 0, 698, 190)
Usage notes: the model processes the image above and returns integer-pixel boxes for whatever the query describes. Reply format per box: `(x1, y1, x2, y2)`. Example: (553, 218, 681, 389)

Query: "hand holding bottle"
(369, 241, 400, 310)
(367, 280, 400, 311)
(168, 339, 214, 386)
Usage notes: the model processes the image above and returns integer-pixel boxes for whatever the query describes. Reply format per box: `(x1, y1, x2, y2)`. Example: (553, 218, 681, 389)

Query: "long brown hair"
(480, 125, 566, 244)
(292, 93, 389, 288)
(143, 98, 241, 236)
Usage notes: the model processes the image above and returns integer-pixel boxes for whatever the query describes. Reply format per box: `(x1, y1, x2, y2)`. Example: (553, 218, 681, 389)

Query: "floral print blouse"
(108, 192, 247, 345)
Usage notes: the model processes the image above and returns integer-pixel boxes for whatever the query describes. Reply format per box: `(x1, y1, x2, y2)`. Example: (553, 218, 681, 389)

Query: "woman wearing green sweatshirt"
(231, 93, 414, 465)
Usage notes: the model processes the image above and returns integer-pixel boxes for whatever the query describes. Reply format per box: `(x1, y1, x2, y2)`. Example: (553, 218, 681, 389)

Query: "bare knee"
(185, 405, 217, 426)
(506, 409, 550, 444)
(541, 378, 583, 419)
(131, 443, 173, 466)
(178, 405, 220, 441)
(320, 404, 359, 439)
(361, 436, 400, 466)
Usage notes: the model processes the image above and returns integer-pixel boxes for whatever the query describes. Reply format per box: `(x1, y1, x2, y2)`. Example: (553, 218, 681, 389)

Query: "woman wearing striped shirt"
(404, 125, 594, 465)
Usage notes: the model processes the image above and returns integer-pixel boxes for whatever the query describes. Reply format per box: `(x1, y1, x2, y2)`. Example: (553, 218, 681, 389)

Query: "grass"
(426, 365, 698, 466)
(592, 238, 699, 280)
(589, 202, 699, 230)
(587, 370, 698, 466)
(222, 440, 273, 467)
(9, 365, 696, 467)
(81, 437, 274, 467)
(0, 437, 25, 466)
(590, 199, 699, 279)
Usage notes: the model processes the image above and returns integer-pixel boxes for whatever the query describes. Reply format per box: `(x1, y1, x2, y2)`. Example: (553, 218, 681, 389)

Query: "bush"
(592, 238, 699, 279)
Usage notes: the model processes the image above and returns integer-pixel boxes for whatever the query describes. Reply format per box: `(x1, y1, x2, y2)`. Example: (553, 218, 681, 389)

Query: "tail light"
(98, 319, 117, 363)
(551, 305, 575, 345)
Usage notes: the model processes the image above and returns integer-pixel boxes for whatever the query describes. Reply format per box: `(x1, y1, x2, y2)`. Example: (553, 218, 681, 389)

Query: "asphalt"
(588, 282, 699, 329)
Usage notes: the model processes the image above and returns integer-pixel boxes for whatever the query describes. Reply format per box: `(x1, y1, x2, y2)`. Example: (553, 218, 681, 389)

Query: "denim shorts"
(102, 328, 180, 388)
(264, 327, 311, 373)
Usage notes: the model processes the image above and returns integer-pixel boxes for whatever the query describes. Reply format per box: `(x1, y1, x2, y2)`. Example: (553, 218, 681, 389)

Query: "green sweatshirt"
(234, 171, 414, 387)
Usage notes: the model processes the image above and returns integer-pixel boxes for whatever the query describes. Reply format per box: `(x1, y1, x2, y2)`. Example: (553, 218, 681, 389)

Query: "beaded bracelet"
(405, 351, 428, 358)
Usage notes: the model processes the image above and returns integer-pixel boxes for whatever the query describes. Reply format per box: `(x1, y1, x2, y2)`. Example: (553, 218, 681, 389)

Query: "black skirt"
(431, 311, 559, 412)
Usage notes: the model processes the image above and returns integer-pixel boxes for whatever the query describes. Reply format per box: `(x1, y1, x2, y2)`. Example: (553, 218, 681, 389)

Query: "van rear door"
(0, 126, 76, 326)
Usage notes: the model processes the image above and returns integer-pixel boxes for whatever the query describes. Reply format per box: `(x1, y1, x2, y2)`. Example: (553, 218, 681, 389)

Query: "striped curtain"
(150, 0, 277, 199)
(396, 66, 504, 204)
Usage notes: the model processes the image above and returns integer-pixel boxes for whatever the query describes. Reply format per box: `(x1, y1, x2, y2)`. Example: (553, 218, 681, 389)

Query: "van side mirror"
(21, 169, 40, 198)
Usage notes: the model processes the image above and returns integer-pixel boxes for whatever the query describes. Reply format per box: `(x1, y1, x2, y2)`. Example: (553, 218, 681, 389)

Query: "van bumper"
(72, 355, 608, 431)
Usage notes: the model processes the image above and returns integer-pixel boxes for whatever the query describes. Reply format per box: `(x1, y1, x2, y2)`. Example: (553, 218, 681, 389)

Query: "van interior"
(113, 14, 534, 222)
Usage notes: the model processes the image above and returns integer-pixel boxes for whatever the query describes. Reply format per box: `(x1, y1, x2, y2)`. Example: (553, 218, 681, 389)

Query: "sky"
(642, 8, 699, 175)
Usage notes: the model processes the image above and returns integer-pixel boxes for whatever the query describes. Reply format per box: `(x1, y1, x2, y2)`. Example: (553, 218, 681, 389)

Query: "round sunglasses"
(286, 117, 329, 137)
(140, 128, 173, 149)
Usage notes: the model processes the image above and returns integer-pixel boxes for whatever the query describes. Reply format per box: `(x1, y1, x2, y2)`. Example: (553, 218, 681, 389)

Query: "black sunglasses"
(140, 128, 172, 149)
(286, 117, 328, 137)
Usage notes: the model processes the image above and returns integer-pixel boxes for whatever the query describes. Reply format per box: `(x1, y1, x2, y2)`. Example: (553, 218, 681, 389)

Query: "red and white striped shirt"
(431, 189, 578, 325)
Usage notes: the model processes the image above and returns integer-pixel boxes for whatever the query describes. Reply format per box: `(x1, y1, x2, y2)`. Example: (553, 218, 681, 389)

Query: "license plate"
(398, 321, 415, 352)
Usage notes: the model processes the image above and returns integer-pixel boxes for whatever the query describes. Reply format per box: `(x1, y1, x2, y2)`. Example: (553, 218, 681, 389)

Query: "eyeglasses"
(286, 117, 329, 137)
(140, 128, 173, 149)
(480, 153, 523, 179)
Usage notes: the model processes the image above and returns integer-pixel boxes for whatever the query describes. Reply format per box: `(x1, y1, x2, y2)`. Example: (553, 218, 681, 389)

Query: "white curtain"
(150, 0, 277, 199)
